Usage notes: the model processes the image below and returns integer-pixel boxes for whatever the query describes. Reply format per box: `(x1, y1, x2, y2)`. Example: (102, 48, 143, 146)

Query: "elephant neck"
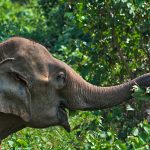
(0, 113, 25, 141)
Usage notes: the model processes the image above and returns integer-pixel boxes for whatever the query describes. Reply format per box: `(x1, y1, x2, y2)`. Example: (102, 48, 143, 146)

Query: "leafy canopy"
(0, 0, 150, 149)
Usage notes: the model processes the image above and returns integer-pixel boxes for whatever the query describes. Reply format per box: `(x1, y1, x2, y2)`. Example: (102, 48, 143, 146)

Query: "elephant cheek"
(57, 109, 70, 132)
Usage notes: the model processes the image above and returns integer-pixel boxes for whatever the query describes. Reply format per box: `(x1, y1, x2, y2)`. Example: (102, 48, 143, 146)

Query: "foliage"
(3, 109, 150, 149)
(132, 85, 150, 101)
(0, 0, 150, 149)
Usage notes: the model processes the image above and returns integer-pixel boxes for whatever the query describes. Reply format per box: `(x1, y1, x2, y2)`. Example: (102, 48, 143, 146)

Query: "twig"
(110, 10, 131, 78)
(0, 58, 15, 65)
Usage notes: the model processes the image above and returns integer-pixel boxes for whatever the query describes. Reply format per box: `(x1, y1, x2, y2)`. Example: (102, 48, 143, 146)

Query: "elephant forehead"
(13, 49, 53, 83)
(1, 37, 53, 81)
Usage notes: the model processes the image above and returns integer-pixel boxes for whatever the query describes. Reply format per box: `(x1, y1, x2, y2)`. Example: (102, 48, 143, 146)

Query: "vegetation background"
(0, 0, 150, 149)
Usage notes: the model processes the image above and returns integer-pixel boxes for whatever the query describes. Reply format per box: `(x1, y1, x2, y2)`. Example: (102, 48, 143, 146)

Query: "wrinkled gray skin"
(0, 37, 150, 141)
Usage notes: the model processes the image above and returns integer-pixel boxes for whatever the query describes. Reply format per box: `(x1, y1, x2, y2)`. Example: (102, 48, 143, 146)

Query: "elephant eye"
(54, 71, 66, 89)
(56, 72, 66, 82)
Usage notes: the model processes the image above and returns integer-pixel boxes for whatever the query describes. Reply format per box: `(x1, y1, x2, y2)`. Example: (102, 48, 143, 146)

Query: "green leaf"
(132, 85, 150, 101)
(132, 85, 145, 93)
(146, 87, 150, 94)
(132, 128, 139, 136)
(17, 139, 28, 147)
(126, 104, 134, 111)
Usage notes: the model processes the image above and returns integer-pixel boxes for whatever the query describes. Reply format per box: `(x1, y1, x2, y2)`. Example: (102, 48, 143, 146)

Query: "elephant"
(0, 37, 150, 141)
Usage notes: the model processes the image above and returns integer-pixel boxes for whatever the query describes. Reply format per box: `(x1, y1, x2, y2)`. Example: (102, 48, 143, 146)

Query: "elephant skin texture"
(0, 37, 150, 141)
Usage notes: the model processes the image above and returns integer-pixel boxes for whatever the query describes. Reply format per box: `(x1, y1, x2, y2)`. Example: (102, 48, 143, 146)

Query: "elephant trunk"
(64, 72, 150, 110)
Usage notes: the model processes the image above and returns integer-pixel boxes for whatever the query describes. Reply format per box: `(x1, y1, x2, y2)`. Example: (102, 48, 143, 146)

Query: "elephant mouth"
(58, 102, 70, 132)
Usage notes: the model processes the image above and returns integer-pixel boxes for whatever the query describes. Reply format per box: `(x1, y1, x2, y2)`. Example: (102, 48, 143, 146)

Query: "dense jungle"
(0, 0, 150, 149)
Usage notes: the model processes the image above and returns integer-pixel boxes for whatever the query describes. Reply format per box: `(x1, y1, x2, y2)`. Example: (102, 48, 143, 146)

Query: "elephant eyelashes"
(51, 72, 66, 89)
(54, 72, 66, 89)
(56, 72, 66, 83)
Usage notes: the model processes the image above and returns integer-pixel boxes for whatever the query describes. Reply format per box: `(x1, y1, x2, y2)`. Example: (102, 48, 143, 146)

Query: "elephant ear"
(0, 58, 31, 122)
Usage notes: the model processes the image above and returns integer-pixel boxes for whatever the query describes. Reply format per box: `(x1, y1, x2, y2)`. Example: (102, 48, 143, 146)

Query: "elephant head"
(0, 37, 150, 140)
